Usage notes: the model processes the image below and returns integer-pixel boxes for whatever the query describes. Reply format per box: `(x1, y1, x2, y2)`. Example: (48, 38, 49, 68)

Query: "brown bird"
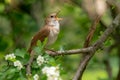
(28, 12, 62, 53)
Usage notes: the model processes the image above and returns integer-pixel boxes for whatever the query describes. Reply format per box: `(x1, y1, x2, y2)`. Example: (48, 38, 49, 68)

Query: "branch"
(84, 15, 101, 47)
(73, 14, 120, 80)
(46, 47, 93, 56)
(26, 51, 35, 75)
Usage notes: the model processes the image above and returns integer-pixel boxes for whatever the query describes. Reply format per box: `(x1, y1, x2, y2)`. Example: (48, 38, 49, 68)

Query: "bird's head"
(45, 11, 62, 25)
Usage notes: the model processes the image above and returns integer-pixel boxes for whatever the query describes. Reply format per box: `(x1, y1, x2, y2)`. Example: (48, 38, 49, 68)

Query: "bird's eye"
(51, 16, 54, 18)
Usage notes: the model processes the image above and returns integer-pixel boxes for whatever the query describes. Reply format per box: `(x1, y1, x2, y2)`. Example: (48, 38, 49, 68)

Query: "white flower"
(47, 76, 62, 80)
(5, 53, 16, 60)
(14, 60, 23, 70)
(47, 76, 58, 80)
(47, 67, 59, 77)
(42, 66, 48, 74)
(33, 74, 39, 80)
(37, 55, 45, 66)
(42, 66, 62, 80)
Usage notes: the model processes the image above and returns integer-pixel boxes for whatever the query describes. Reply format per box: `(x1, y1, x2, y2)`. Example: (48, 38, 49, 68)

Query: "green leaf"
(32, 59, 39, 69)
(21, 53, 30, 64)
(37, 38, 48, 50)
(104, 38, 112, 46)
(14, 49, 26, 58)
(19, 71, 26, 80)
(48, 58, 57, 66)
(33, 46, 42, 55)
(42, 38, 48, 48)
(36, 40, 42, 48)
(34, 39, 48, 55)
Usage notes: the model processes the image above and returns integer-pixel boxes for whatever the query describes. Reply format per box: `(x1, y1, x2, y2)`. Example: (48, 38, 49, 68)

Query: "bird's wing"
(28, 26, 50, 53)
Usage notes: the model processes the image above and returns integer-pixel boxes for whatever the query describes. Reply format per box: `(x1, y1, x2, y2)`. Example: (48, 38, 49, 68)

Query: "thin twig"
(26, 51, 35, 75)
(84, 15, 101, 47)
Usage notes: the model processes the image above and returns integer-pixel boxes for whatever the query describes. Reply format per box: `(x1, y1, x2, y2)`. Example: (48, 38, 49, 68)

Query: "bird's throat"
(49, 21, 60, 29)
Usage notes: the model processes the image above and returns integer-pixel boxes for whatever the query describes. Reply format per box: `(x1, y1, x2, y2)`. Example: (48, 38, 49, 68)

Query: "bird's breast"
(47, 28, 59, 46)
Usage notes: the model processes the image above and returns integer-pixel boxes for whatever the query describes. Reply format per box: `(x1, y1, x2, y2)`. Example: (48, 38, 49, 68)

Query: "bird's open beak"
(55, 17, 63, 21)
(55, 10, 63, 21)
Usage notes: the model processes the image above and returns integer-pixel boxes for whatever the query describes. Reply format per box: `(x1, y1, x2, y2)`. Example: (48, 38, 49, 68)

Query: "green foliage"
(0, 40, 62, 80)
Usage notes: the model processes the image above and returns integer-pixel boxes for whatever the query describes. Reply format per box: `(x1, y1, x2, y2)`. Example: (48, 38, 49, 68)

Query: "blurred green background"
(0, 0, 120, 80)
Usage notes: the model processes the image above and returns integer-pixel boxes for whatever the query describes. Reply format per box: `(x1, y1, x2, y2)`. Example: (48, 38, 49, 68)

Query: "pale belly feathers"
(47, 28, 59, 46)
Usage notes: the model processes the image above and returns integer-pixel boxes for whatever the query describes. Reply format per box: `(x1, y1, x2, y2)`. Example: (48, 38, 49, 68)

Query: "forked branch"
(73, 14, 120, 80)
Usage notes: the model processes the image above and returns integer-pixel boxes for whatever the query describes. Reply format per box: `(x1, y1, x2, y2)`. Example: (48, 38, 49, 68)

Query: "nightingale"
(28, 12, 62, 53)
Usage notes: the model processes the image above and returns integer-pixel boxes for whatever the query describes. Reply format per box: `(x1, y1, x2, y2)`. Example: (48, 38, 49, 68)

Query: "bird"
(28, 12, 62, 54)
